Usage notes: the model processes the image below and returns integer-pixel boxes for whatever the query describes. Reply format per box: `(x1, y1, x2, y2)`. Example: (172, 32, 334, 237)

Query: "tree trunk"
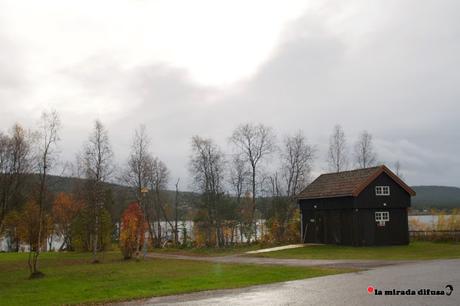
(251, 166, 257, 241)
(92, 208, 99, 263)
(174, 179, 179, 245)
(30, 169, 46, 278)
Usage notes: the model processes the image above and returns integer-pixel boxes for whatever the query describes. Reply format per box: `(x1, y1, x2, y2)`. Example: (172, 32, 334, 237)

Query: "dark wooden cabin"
(297, 165, 416, 246)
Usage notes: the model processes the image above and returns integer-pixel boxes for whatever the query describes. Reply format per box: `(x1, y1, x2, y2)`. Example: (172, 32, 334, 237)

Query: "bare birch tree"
(148, 157, 170, 247)
(82, 120, 113, 263)
(122, 125, 155, 248)
(230, 123, 275, 241)
(124, 126, 152, 195)
(30, 110, 60, 278)
(261, 132, 315, 243)
(395, 160, 404, 179)
(354, 130, 377, 168)
(0, 132, 8, 230)
(327, 125, 348, 172)
(0, 124, 32, 232)
(228, 154, 248, 204)
(174, 178, 180, 244)
(281, 131, 315, 199)
(228, 154, 250, 243)
(189, 136, 226, 247)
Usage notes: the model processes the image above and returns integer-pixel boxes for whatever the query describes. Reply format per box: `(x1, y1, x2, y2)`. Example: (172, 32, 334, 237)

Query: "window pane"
(376, 186, 390, 195)
(375, 211, 389, 222)
(383, 186, 390, 195)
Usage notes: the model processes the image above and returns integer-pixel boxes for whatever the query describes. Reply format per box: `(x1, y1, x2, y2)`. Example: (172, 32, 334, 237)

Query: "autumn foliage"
(52, 193, 84, 251)
(2, 210, 21, 251)
(19, 201, 52, 252)
(120, 202, 147, 259)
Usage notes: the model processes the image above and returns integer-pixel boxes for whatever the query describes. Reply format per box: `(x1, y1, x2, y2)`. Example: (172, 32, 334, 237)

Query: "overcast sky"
(0, 0, 459, 189)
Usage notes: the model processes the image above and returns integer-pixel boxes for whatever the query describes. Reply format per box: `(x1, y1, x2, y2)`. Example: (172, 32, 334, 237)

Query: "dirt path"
(245, 244, 305, 254)
(146, 253, 415, 269)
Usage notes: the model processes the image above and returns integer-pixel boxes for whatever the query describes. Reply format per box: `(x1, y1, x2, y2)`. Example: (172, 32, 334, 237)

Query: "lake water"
(2, 216, 451, 251)
(408, 214, 456, 230)
(0, 219, 267, 252)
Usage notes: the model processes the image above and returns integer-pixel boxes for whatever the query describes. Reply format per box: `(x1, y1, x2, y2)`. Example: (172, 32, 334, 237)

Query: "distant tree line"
(0, 111, 407, 273)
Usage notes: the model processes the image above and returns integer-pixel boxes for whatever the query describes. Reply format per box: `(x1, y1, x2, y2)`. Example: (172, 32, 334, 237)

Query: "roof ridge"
(319, 165, 383, 176)
(297, 164, 415, 200)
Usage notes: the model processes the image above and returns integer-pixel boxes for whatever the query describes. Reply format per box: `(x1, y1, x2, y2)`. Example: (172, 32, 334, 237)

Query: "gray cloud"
(1, 0, 459, 188)
(0, 32, 31, 119)
(212, 0, 460, 186)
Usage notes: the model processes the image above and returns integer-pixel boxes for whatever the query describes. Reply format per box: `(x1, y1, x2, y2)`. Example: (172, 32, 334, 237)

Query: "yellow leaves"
(409, 218, 430, 231)
(3, 201, 54, 250)
(52, 193, 84, 227)
(410, 210, 460, 241)
(20, 201, 40, 242)
(119, 202, 147, 259)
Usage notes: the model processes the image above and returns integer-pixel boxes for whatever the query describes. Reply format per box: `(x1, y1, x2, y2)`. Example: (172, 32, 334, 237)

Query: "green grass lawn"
(249, 241, 460, 260)
(0, 252, 350, 306)
(155, 244, 263, 256)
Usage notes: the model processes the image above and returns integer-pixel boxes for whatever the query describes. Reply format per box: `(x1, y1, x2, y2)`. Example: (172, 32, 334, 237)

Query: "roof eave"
(296, 194, 354, 201)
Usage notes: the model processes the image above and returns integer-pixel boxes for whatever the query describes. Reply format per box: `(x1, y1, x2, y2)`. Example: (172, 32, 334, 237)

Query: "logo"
(367, 285, 453, 296)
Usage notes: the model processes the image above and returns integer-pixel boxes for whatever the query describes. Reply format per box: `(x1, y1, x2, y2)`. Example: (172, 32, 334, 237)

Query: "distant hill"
(45, 175, 198, 203)
(42, 175, 199, 220)
(411, 186, 460, 209)
(41, 177, 460, 212)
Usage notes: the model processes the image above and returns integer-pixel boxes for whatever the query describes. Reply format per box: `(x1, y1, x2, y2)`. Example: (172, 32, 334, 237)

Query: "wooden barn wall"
(354, 172, 411, 209)
(300, 206, 409, 246)
(353, 208, 409, 246)
(301, 208, 354, 245)
(299, 197, 354, 210)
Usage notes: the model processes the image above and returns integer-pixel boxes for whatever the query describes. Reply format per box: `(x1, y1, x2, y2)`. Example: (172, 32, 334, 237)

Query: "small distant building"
(296, 165, 416, 246)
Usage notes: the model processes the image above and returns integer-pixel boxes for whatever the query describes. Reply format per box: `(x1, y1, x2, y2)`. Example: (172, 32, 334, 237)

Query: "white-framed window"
(375, 186, 390, 196)
(375, 211, 390, 222)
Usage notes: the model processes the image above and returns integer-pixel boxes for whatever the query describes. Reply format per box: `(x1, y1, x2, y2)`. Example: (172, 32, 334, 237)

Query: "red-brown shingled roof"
(296, 165, 415, 199)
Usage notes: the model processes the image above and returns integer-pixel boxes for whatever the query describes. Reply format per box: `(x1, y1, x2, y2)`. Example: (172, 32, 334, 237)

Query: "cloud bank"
(0, 0, 459, 188)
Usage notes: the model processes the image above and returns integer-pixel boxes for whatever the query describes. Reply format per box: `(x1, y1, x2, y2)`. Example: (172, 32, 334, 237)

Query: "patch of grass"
(0, 251, 350, 305)
(249, 241, 460, 260)
(155, 244, 263, 257)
